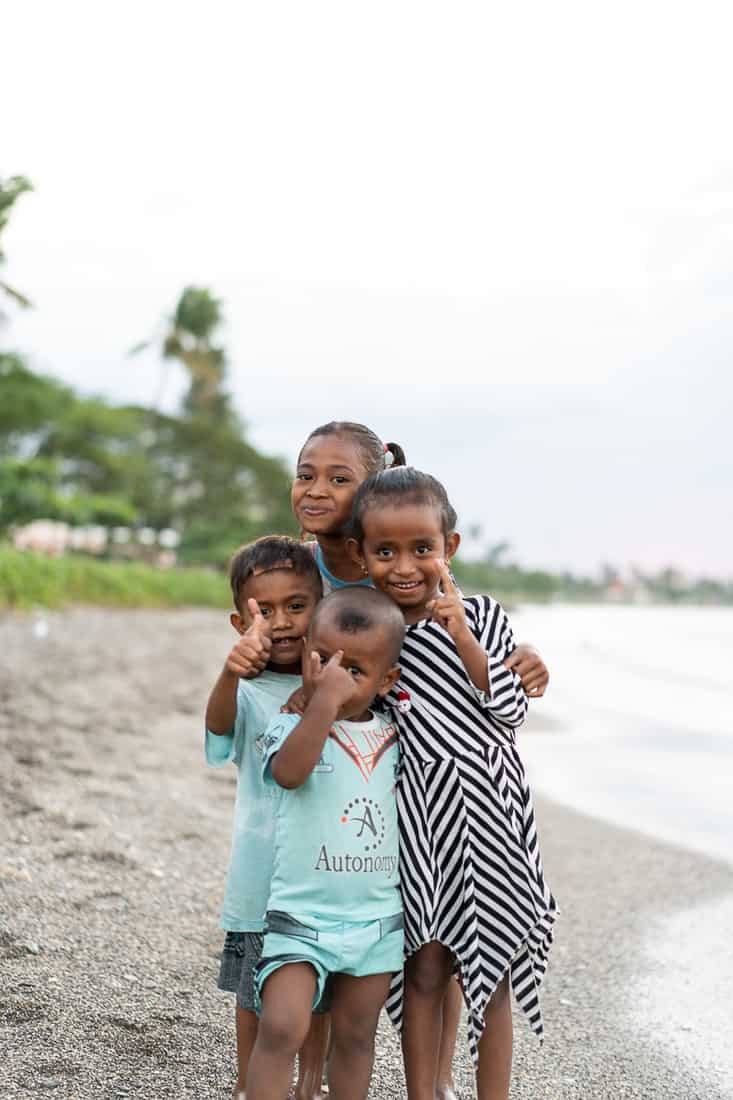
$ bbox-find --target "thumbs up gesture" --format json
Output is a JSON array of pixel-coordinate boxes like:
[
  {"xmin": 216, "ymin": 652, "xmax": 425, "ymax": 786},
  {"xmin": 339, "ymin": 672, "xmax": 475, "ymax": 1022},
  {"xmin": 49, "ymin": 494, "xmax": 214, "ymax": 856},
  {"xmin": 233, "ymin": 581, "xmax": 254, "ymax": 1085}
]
[{"xmin": 226, "ymin": 598, "xmax": 273, "ymax": 679}]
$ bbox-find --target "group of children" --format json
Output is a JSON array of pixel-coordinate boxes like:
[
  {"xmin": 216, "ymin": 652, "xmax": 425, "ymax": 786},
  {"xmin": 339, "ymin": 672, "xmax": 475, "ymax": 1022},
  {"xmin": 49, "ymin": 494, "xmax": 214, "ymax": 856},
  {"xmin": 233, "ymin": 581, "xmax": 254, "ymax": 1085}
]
[{"xmin": 205, "ymin": 422, "xmax": 557, "ymax": 1100}]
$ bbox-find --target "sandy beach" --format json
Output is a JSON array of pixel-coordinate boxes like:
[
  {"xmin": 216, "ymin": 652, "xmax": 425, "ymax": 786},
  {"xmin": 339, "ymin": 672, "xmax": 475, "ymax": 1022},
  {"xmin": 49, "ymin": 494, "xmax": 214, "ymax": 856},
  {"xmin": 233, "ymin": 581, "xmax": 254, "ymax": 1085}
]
[{"xmin": 2, "ymin": 607, "xmax": 732, "ymax": 1099}]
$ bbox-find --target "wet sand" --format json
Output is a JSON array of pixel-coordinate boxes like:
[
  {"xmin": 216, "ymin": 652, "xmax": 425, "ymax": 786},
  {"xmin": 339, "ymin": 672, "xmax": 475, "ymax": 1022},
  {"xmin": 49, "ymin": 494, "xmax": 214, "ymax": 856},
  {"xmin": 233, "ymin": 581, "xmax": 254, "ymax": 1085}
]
[{"xmin": 2, "ymin": 608, "xmax": 731, "ymax": 1099}]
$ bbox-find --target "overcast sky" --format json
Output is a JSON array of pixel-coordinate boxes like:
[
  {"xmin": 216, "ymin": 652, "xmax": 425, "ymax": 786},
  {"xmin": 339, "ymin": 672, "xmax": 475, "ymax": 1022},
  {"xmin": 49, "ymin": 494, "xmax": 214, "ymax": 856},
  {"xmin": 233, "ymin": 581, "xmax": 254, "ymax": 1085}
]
[{"xmin": 3, "ymin": 0, "xmax": 732, "ymax": 575}]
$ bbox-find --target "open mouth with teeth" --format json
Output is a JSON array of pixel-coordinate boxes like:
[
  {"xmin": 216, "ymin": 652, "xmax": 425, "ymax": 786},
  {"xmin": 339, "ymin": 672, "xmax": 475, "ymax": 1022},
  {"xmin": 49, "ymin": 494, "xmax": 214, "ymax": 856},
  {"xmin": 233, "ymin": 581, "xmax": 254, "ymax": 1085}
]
[
  {"xmin": 389, "ymin": 580, "xmax": 423, "ymax": 592},
  {"xmin": 272, "ymin": 636, "xmax": 300, "ymax": 647}
]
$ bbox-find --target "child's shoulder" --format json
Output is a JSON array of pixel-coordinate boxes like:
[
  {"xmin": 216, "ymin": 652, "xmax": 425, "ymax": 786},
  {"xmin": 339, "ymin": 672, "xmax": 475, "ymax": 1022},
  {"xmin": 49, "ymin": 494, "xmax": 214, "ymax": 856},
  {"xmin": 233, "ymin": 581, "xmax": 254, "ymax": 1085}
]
[
  {"xmin": 461, "ymin": 592, "xmax": 502, "ymax": 618},
  {"xmin": 459, "ymin": 593, "xmax": 512, "ymax": 639},
  {"xmin": 236, "ymin": 670, "xmax": 301, "ymax": 704}
]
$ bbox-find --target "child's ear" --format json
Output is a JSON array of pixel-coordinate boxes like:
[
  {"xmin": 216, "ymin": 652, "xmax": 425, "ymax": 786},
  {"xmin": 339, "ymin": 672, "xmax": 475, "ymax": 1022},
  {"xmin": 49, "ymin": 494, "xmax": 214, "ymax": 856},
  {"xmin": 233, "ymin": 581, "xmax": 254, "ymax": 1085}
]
[
  {"xmin": 377, "ymin": 665, "xmax": 401, "ymax": 697},
  {"xmin": 444, "ymin": 532, "xmax": 461, "ymax": 562},
  {"xmin": 346, "ymin": 537, "xmax": 364, "ymax": 569},
  {"xmin": 230, "ymin": 611, "xmax": 246, "ymax": 635}
]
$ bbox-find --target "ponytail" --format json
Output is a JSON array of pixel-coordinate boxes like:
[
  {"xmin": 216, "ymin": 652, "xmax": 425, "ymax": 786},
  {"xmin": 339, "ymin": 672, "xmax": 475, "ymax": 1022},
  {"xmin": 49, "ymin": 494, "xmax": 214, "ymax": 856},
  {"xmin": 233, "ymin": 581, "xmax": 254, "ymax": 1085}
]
[{"xmin": 384, "ymin": 442, "xmax": 406, "ymax": 468}]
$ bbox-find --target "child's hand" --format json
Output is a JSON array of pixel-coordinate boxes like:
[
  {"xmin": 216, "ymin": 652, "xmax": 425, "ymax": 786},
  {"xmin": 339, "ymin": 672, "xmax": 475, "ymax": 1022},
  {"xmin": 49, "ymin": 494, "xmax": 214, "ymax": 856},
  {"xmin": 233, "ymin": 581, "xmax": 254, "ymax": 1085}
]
[
  {"xmin": 504, "ymin": 645, "xmax": 549, "ymax": 697},
  {"xmin": 281, "ymin": 686, "xmax": 307, "ymax": 716},
  {"xmin": 225, "ymin": 599, "xmax": 272, "ymax": 679},
  {"xmin": 427, "ymin": 562, "xmax": 470, "ymax": 641},
  {"xmin": 307, "ymin": 649, "xmax": 355, "ymax": 711}
]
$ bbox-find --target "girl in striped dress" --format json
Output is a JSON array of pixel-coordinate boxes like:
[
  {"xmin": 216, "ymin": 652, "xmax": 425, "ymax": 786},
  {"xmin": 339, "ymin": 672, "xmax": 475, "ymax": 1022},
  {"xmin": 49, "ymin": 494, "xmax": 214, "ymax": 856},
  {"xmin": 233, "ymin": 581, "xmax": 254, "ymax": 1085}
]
[{"xmin": 349, "ymin": 466, "xmax": 558, "ymax": 1100}]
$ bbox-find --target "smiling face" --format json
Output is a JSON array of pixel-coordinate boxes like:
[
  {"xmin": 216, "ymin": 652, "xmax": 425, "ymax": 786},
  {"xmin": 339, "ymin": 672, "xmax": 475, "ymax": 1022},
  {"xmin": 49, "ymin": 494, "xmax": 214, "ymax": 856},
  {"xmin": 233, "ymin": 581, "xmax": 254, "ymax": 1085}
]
[
  {"xmin": 292, "ymin": 434, "xmax": 370, "ymax": 538},
  {"xmin": 354, "ymin": 503, "xmax": 460, "ymax": 623},
  {"xmin": 309, "ymin": 613, "xmax": 400, "ymax": 721},
  {"xmin": 233, "ymin": 567, "xmax": 321, "ymax": 673}
]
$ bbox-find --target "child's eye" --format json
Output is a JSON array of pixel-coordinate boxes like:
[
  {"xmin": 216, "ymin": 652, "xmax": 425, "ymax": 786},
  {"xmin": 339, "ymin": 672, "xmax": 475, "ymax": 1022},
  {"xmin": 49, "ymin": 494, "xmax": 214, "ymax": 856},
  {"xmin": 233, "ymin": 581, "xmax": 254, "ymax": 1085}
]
[
  {"xmin": 415, "ymin": 545, "xmax": 433, "ymax": 556},
  {"xmin": 289, "ymin": 602, "xmax": 305, "ymax": 612},
  {"xmin": 296, "ymin": 472, "xmax": 313, "ymax": 482},
  {"xmin": 259, "ymin": 607, "xmax": 272, "ymax": 617},
  {"xmin": 347, "ymin": 666, "xmax": 362, "ymax": 677},
  {"xmin": 331, "ymin": 476, "xmax": 350, "ymax": 485},
  {"xmin": 376, "ymin": 548, "xmax": 393, "ymax": 559}
]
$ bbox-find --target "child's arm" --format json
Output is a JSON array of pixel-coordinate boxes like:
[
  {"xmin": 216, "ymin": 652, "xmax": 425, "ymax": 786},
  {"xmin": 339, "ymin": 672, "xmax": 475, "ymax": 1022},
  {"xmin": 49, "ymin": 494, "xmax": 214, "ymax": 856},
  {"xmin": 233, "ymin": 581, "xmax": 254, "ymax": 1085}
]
[
  {"xmin": 270, "ymin": 651, "xmax": 354, "ymax": 788},
  {"xmin": 428, "ymin": 562, "xmax": 527, "ymax": 728},
  {"xmin": 205, "ymin": 605, "xmax": 271, "ymax": 735}
]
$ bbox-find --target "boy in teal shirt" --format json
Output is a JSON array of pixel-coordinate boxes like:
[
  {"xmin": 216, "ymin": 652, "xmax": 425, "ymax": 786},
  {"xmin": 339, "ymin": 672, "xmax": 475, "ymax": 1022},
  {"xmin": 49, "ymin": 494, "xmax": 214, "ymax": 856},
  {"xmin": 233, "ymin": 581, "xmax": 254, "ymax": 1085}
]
[
  {"xmin": 204, "ymin": 536, "xmax": 325, "ymax": 1100},
  {"xmin": 247, "ymin": 586, "xmax": 406, "ymax": 1100}
]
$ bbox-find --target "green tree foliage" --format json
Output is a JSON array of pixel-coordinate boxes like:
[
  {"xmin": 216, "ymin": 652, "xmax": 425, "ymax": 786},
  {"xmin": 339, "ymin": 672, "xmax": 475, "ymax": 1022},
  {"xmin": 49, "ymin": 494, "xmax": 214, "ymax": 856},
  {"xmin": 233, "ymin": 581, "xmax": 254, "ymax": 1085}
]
[
  {"xmin": 0, "ymin": 176, "xmax": 33, "ymax": 318},
  {"xmin": 0, "ymin": 355, "xmax": 143, "ymax": 531}
]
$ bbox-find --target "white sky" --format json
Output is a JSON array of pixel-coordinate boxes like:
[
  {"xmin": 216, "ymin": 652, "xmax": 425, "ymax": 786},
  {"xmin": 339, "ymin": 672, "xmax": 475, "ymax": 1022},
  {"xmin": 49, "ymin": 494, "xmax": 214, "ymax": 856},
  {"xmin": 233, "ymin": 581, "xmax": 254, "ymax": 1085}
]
[{"xmin": 3, "ymin": 0, "xmax": 733, "ymax": 576}]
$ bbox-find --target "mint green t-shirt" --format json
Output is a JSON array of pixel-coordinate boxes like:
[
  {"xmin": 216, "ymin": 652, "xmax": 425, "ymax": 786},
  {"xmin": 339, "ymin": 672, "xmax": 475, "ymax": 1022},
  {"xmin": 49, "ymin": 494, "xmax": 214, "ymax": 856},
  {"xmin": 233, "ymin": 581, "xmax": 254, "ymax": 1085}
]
[
  {"xmin": 262, "ymin": 710, "xmax": 402, "ymax": 922},
  {"xmin": 205, "ymin": 671, "xmax": 300, "ymax": 931}
]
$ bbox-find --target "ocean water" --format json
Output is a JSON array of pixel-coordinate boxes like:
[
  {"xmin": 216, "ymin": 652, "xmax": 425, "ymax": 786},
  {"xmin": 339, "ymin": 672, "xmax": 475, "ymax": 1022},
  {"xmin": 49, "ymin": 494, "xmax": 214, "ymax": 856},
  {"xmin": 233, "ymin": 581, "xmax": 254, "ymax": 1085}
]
[
  {"xmin": 512, "ymin": 603, "xmax": 733, "ymax": 1094},
  {"xmin": 512, "ymin": 603, "xmax": 733, "ymax": 865}
]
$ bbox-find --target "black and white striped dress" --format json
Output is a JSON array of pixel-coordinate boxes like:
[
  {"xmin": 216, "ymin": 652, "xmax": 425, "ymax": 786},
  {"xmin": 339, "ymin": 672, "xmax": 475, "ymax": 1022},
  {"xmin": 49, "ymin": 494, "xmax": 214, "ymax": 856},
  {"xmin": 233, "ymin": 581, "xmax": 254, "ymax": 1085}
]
[{"xmin": 385, "ymin": 595, "xmax": 557, "ymax": 1064}]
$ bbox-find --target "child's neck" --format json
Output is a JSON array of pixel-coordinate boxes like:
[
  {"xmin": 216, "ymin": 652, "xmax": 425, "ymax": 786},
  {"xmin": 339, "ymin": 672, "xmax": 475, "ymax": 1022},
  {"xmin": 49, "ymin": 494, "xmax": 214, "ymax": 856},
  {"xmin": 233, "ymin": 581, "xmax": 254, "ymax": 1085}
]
[
  {"xmin": 315, "ymin": 533, "xmax": 365, "ymax": 583},
  {"xmin": 335, "ymin": 707, "xmax": 373, "ymax": 724},
  {"xmin": 402, "ymin": 586, "xmax": 440, "ymax": 626},
  {"xmin": 266, "ymin": 660, "xmax": 300, "ymax": 676}
]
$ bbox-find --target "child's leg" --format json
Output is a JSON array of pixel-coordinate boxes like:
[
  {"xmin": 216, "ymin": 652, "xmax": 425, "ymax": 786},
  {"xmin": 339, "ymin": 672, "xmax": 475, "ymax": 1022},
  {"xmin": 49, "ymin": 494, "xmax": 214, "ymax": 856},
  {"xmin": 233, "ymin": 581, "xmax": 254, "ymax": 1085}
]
[
  {"xmin": 475, "ymin": 974, "xmax": 512, "ymax": 1100},
  {"xmin": 402, "ymin": 941, "xmax": 455, "ymax": 1100},
  {"xmin": 294, "ymin": 1012, "xmax": 330, "ymax": 1100},
  {"xmin": 246, "ymin": 963, "xmax": 317, "ymax": 1100},
  {"xmin": 234, "ymin": 1004, "xmax": 259, "ymax": 1097},
  {"xmin": 436, "ymin": 978, "xmax": 462, "ymax": 1100},
  {"xmin": 327, "ymin": 972, "xmax": 391, "ymax": 1100}
]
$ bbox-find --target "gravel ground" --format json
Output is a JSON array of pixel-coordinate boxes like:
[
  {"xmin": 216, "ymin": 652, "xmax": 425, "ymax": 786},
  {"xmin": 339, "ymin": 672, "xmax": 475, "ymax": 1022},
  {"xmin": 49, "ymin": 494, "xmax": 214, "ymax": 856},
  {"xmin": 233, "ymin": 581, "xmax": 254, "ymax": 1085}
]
[{"xmin": 1, "ymin": 607, "xmax": 731, "ymax": 1099}]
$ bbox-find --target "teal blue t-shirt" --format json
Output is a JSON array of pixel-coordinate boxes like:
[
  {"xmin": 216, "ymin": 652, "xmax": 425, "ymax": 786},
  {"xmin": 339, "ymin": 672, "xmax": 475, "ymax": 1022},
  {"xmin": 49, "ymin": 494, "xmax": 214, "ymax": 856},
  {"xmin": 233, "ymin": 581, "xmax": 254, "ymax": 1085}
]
[
  {"xmin": 314, "ymin": 543, "xmax": 373, "ymax": 595},
  {"xmin": 205, "ymin": 671, "xmax": 300, "ymax": 931},
  {"xmin": 262, "ymin": 710, "xmax": 401, "ymax": 922}
]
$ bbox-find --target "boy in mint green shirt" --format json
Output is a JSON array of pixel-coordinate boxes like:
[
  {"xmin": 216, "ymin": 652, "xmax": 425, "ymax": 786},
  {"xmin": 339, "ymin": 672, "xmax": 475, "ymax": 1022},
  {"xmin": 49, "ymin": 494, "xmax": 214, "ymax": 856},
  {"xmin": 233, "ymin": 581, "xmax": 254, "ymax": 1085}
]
[
  {"xmin": 246, "ymin": 586, "xmax": 406, "ymax": 1100},
  {"xmin": 204, "ymin": 536, "xmax": 324, "ymax": 1100}
]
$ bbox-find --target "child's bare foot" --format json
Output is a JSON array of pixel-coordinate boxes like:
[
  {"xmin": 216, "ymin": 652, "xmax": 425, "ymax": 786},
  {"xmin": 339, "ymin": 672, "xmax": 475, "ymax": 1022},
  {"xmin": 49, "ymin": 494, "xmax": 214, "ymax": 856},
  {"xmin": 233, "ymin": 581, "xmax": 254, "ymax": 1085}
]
[{"xmin": 436, "ymin": 1085, "xmax": 458, "ymax": 1100}]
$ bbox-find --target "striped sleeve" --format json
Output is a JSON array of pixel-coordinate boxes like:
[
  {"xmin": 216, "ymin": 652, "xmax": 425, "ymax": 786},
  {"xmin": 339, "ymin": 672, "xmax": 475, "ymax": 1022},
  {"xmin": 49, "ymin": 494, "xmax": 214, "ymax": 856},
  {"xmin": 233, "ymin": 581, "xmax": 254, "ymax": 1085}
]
[{"xmin": 468, "ymin": 596, "xmax": 528, "ymax": 729}]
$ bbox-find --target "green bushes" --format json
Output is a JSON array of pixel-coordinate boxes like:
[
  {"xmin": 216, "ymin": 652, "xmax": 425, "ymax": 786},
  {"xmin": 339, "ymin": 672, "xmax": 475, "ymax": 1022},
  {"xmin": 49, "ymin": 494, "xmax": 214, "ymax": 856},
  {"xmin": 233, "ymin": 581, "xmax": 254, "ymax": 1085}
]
[{"xmin": 0, "ymin": 547, "xmax": 230, "ymax": 610}]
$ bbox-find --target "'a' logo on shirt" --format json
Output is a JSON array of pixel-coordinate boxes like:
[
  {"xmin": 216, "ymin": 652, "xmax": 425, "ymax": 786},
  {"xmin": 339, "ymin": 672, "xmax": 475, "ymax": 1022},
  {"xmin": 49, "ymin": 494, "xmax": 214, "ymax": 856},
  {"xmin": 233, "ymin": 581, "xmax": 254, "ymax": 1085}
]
[{"xmin": 328, "ymin": 722, "xmax": 398, "ymax": 782}]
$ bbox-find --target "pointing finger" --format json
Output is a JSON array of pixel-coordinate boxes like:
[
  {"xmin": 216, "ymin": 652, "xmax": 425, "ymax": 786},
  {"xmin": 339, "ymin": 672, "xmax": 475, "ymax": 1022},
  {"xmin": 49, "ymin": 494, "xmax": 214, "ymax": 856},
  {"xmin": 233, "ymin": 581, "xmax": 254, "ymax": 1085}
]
[
  {"xmin": 437, "ymin": 560, "xmax": 458, "ymax": 595},
  {"xmin": 325, "ymin": 649, "xmax": 344, "ymax": 670}
]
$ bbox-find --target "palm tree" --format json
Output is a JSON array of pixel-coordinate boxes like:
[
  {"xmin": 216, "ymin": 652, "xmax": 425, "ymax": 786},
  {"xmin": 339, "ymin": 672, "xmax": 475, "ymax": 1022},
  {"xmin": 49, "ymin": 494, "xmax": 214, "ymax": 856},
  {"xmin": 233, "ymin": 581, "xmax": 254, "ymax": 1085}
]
[
  {"xmin": 163, "ymin": 287, "xmax": 229, "ymax": 418},
  {"xmin": 0, "ymin": 175, "xmax": 33, "ymax": 320},
  {"xmin": 132, "ymin": 286, "xmax": 230, "ymax": 419}
]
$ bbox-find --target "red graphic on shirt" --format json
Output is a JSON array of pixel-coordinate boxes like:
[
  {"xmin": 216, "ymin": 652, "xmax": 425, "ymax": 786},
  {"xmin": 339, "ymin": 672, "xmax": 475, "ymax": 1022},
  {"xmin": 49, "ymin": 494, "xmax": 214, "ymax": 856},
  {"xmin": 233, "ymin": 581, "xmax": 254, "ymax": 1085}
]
[{"xmin": 328, "ymin": 721, "xmax": 398, "ymax": 783}]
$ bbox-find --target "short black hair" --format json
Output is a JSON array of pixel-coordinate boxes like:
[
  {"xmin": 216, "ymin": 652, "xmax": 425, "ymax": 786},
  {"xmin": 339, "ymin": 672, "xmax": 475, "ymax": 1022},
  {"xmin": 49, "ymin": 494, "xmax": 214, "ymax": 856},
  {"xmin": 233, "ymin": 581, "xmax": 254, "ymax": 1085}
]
[
  {"xmin": 299, "ymin": 421, "xmax": 406, "ymax": 476},
  {"xmin": 228, "ymin": 536, "xmax": 323, "ymax": 611},
  {"xmin": 310, "ymin": 586, "xmax": 405, "ymax": 666},
  {"xmin": 350, "ymin": 467, "xmax": 458, "ymax": 543}
]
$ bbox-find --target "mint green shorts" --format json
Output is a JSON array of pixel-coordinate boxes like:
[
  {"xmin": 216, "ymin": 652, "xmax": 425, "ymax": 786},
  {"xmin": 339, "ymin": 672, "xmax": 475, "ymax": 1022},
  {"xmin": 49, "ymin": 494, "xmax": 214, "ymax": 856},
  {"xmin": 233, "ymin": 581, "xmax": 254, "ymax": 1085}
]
[{"xmin": 255, "ymin": 909, "xmax": 404, "ymax": 1011}]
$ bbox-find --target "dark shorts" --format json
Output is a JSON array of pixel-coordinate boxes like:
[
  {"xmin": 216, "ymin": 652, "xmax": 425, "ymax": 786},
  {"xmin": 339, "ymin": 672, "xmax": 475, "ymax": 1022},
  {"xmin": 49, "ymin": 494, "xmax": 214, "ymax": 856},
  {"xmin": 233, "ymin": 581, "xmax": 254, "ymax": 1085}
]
[
  {"xmin": 217, "ymin": 931, "xmax": 264, "ymax": 1012},
  {"xmin": 218, "ymin": 930, "xmax": 333, "ymax": 1014}
]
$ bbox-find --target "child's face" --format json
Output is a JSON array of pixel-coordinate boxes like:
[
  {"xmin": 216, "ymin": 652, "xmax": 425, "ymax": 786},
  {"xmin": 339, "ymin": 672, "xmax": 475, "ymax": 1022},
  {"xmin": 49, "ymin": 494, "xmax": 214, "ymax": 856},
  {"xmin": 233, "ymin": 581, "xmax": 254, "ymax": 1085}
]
[
  {"xmin": 292, "ymin": 435, "xmax": 370, "ymax": 538},
  {"xmin": 234, "ymin": 567, "xmax": 320, "ymax": 673},
  {"xmin": 308, "ymin": 615, "xmax": 400, "ymax": 722},
  {"xmin": 352, "ymin": 503, "xmax": 460, "ymax": 623}
]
